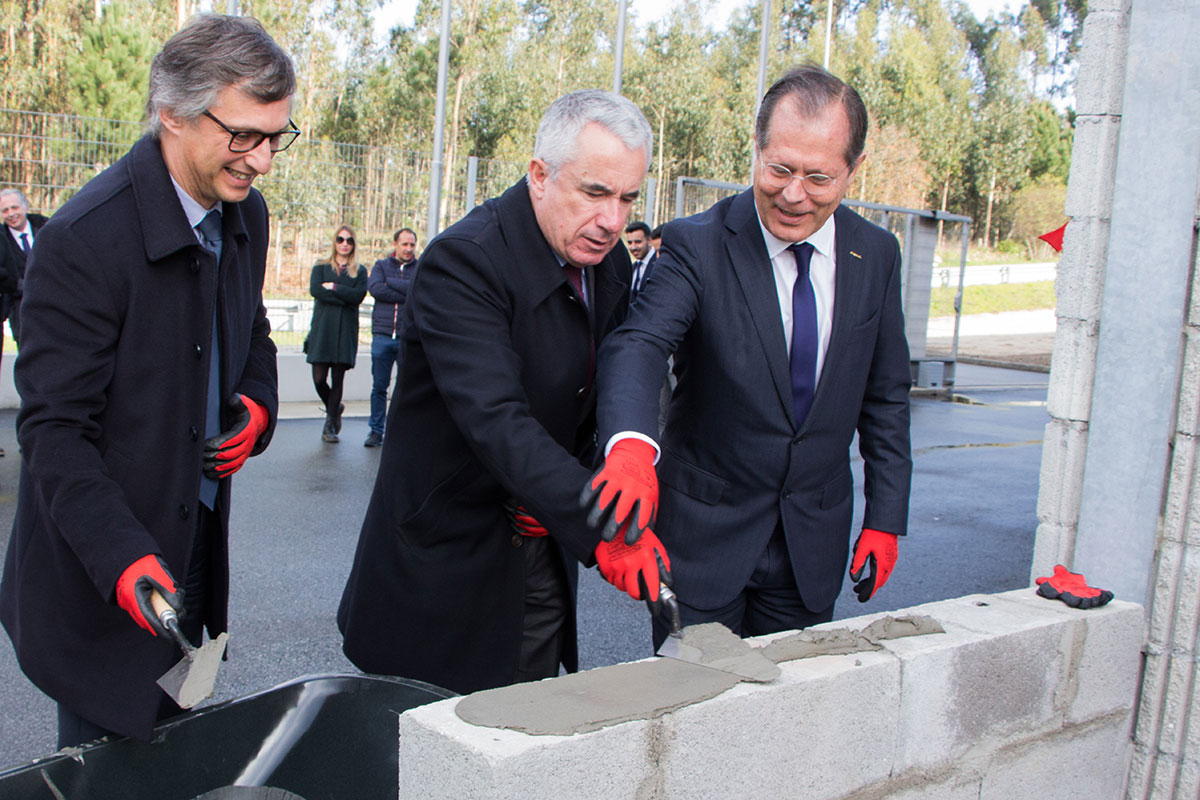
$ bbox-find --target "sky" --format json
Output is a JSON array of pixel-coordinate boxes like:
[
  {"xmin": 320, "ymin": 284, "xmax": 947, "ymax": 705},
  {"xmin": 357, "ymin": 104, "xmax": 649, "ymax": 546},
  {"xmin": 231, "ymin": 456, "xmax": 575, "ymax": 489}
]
[{"xmin": 372, "ymin": 0, "xmax": 1018, "ymax": 47}]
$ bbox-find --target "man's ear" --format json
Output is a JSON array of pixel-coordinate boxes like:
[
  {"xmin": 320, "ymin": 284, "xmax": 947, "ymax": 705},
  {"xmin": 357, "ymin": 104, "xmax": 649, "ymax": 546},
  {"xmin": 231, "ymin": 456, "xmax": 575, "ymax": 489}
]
[
  {"xmin": 847, "ymin": 152, "xmax": 867, "ymax": 181},
  {"xmin": 159, "ymin": 109, "xmax": 185, "ymax": 137},
  {"xmin": 527, "ymin": 157, "xmax": 549, "ymax": 200}
]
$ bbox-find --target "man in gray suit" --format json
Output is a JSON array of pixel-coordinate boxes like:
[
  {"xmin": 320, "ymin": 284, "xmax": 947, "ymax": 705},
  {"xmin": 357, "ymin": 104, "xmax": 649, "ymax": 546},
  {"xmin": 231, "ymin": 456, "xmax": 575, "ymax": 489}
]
[{"xmin": 585, "ymin": 65, "xmax": 912, "ymax": 643}]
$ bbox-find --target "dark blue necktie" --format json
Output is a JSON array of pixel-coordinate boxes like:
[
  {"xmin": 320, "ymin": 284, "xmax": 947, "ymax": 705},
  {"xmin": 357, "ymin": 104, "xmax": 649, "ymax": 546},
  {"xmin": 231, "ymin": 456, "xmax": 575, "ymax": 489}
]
[
  {"xmin": 19, "ymin": 233, "xmax": 30, "ymax": 255},
  {"xmin": 195, "ymin": 210, "xmax": 222, "ymax": 509},
  {"xmin": 788, "ymin": 242, "xmax": 817, "ymax": 427}
]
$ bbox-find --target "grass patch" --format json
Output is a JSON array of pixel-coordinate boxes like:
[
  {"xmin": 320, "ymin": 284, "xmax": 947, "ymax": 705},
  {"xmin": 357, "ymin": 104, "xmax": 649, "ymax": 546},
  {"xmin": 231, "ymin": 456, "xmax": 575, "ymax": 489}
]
[{"xmin": 930, "ymin": 280, "xmax": 1056, "ymax": 317}]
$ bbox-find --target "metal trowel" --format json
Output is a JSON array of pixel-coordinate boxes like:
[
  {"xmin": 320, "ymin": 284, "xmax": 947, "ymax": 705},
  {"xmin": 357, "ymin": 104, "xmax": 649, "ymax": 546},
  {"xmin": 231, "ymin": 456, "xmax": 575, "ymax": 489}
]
[
  {"xmin": 651, "ymin": 586, "xmax": 781, "ymax": 683},
  {"xmin": 151, "ymin": 591, "xmax": 228, "ymax": 709}
]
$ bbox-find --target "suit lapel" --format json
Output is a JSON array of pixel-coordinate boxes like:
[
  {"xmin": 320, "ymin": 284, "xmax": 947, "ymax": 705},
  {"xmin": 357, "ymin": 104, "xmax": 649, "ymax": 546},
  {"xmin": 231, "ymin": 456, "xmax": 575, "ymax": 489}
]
[
  {"xmin": 724, "ymin": 191, "xmax": 794, "ymax": 422},
  {"xmin": 813, "ymin": 206, "xmax": 867, "ymax": 410}
]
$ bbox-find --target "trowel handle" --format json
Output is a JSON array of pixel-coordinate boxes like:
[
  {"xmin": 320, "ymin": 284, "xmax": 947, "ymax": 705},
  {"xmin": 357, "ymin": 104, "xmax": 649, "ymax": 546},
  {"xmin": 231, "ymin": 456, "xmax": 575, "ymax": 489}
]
[
  {"xmin": 657, "ymin": 585, "xmax": 682, "ymax": 637},
  {"xmin": 150, "ymin": 590, "xmax": 192, "ymax": 653}
]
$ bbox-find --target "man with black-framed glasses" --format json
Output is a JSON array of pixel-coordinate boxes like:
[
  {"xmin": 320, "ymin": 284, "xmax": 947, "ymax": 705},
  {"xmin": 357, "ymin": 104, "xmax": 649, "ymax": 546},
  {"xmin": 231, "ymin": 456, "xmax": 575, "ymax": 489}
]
[
  {"xmin": 587, "ymin": 64, "xmax": 913, "ymax": 646},
  {"xmin": 1, "ymin": 13, "xmax": 294, "ymax": 747}
]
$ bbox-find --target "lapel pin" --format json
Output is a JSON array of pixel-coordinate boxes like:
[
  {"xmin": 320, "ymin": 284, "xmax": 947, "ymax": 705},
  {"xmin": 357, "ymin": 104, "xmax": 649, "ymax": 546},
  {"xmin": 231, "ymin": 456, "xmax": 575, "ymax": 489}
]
[{"xmin": 849, "ymin": 250, "xmax": 863, "ymax": 259}]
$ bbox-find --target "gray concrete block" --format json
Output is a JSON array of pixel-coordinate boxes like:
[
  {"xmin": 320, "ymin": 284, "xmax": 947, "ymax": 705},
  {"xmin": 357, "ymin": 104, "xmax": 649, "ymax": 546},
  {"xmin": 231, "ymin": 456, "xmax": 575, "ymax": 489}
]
[
  {"xmin": 1046, "ymin": 316, "xmax": 1099, "ymax": 422},
  {"xmin": 1064, "ymin": 116, "xmax": 1121, "ymax": 220},
  {"xmin": 1125, "ymin": 744, "xmax": 1155, "ymax": 800},
  {"xmin": 1036, "ymin": 418, "xmax": 1088, "ymax": 528},
  {"xmin": 398, "ymin": 695, "xmax": 655, "ymax": 799},
  {"xmin": 979, "ymin": 717, "xmax": 1132, "ymax": 799},
  {"xmin": 997, "ymin": 591, "xmax": 1145, "ymax": 723},
  {"xmin": 876, "ymin": 595, "xmax": 1072, "ymax": 771},
  {"xmin": 1174, "ymin": 329, "xmax": 1200, "ymax": 437},
  {"xmin": 1160, "ymin": 434, "xmax": 1198, "ymax": 545},
  {"xmin": 1030, "ymin": 522, "xmax": 1077, "ymax": 584},
  {"xmin": 1054, "ymin": 216, "xmax": 1109, "ymax": 322},
  {"xmin": 873, "ymin": 774, "xmax": 984, "ymax": 800},
  {"xmin": 1073, "ymin": 9, "xmax": 1130, "ymax": 117},
  {"xmin": 1146, "ymin": 539, "xmax": 1183, "ymax": 647},
  {"xmin": 660, "ymin": 652, "xmax": 899, "ymax": 799}
]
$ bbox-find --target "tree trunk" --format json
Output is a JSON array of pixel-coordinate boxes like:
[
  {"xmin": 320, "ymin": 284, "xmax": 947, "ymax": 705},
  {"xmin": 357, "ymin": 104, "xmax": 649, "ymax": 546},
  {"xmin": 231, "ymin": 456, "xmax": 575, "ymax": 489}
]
[{"xmin": 983, "ymin": 166, "xmax": 996, "ymax": 248}]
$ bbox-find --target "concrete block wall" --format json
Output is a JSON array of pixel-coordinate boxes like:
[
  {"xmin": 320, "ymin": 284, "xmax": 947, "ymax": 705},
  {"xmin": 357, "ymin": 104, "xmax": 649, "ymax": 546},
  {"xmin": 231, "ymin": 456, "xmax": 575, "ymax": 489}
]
[
  {"xmin": 397, "ymin": 591, "xmax": 1143, "ymax": 800},
  {"xmin": 1031, "ymin": 0, "xmax": 1131, "ymax": 578}
]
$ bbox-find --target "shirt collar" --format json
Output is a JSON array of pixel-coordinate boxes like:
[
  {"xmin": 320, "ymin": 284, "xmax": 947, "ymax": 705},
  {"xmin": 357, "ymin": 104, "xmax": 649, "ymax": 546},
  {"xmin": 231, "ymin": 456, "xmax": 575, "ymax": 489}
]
[
  {"xmin": 169, "ymin": 176, "xmax": 222, "ymax": 228},
  {"xmin": 756, "ymin": 209, "xmax": 837, "ymax": 262}
]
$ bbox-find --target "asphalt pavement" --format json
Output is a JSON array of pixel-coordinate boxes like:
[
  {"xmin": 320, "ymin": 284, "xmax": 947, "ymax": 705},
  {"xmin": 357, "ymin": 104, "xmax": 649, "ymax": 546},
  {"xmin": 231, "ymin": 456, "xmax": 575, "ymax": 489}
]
[{"xmin": 0, "ymin": 362, "xmax": 1049, "ymax": 770}]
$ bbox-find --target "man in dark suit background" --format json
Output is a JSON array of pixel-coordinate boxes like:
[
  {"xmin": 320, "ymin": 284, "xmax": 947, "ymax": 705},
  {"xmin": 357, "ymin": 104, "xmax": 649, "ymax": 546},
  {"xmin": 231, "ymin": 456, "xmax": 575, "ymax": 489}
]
[
  {"xmin": 0, "ymin": 14, "xmax": 292, "ymax": 746},
  {"xmin": 586, "ymin": 65, "xmax": 912, "ymax": 643},
  {"xmin": 338, "ymin": 90, "xmax": 670, "ymax": 695},
  {"xmin": 0, "ymin": 187, "xmax": 49, "ymax": 344},
  {"xmin": 624, "ymin": 220, "xmax": 657, "ymax": 307}
]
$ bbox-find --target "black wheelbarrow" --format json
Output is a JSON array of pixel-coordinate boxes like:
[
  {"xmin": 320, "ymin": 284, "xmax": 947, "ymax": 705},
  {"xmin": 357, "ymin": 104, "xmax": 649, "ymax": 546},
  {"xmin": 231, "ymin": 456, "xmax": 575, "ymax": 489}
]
[{"xmin": 0, "ymin": 673, "xmax": 455, "ymax": 800}]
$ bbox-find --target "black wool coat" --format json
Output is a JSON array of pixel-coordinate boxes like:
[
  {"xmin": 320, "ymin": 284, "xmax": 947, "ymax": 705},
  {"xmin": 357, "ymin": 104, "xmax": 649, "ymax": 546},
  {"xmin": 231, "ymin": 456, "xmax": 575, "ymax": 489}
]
[
  {"xmin": 305, "ymin": 261, "xmax": 367, "ymax": 366},
  {"xmin": 0, "ymin": 136, "xmax": 279, "ymax": 741},
  {"xmin": 338, "ymin": 178, "xmax": 631, "ymax": 694}
]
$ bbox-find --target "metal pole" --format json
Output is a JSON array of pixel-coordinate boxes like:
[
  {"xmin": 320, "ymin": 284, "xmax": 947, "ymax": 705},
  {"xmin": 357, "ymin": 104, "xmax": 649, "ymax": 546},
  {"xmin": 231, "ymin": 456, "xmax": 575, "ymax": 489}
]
[
  {"xmin": 644, "ymin": 177, "xmax": 657, "ymax": 228},
  {"xmin": 823, "ymin": 0, "xmax": 833, "ymax": 69},
  {"xmin": 465, "ymin": 156, "xmax": 479, "ymax": 211},
  {"xmin": 427, "ymin": 0, "xmax": 452, "ymax": 240},
  {"xmin": 613, "ymin": 0, "xmax": 628, "ymax": 95},
  {"xmin": 754, "ymin": 0, "xmax": 770, "ymax": 120}
]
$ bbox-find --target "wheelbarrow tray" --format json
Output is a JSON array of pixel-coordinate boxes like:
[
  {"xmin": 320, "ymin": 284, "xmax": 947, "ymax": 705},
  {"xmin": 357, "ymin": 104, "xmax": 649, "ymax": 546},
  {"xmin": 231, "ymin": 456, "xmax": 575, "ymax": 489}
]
[{"xmin": 0, "ymin": 673, "xmax": 455, "ymax": 800}]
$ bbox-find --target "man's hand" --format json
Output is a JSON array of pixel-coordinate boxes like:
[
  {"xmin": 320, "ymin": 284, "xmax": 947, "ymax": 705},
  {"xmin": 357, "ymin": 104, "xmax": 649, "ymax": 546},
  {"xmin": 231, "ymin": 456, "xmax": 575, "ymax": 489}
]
[
  {"xmin": 1035, "ymin": 565, "xmax": 1114, "ymax": 609},
  {"xmin": 504, "ymin": 501, "xmax": 547, "ymax": 537},
  {"xmin": 203, "ymin": 394, "xmax": 269, "ymax": 479},
  {"xmin": 580, "ymin": 438, "xmax": 657, "ymax": 544},
  {"xmin": 595, "ymin": 526, "xmax": 671, "ymax": 602},
  {"xmin": 115, "ymin": 554, "xmax": 183, "ymax": 637},
  {"xmin": 849, "ymin": 528, "xmax": 899, "ymax": 602}
]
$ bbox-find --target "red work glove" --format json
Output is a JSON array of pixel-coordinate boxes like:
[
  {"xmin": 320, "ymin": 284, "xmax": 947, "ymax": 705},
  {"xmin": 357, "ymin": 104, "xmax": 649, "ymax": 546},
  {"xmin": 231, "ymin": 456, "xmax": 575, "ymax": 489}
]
[
  {"xmin": 580, "ymin": 438, "xmax": 658, "ymax": 544},
  {"xmin": 504, "ymin": 501, "xmax": 548, "ymax": 537},
  {"xmin": 203, "ymin": 394, "xmax": 269, "ymax": 479},
  {"xmin": 595, "ymin": 526, "xmax": 671, "ymax": 602},
  {"xmin": 115, "ymin": 554, "xmax": 183, "ymax": 637},
  {"xmin": 849, "ymin": 528, "xmax": 899, "ymax": 602},
  {"xmin": 1035, "ymin": 564, "xmax": 1114, "ymax": 609}
]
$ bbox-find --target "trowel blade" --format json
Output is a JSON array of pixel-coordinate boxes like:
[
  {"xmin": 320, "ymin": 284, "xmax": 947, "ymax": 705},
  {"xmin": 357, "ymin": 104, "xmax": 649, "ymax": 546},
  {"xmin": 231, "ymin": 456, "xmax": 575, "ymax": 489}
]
[
  {"xmin": 656, "ymin": 622, "xmax": 780, "ymax": 683},
  {"xmin": 156, "ymin": 632, "xmax": 229, "ymax": 709}
]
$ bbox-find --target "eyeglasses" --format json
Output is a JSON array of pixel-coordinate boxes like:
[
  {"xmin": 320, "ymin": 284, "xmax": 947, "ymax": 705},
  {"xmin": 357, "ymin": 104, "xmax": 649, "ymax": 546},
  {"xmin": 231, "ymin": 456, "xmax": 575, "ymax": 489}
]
[
  {"xmin": 336, "ymin": 235, "xmax": 355, "ymax": 245},
  {"xmin": 757, "ymin": 161, "xmax": 845, "ymax": 196},
  {"xmin": 202, "ymin": 110, "xmax": 301, "ymax": 153}
]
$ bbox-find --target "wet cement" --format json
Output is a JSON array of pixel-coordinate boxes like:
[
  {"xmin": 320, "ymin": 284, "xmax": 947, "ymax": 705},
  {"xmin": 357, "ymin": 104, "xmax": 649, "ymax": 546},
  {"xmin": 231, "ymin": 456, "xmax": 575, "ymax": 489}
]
[
  {"xmin": 455, "ymin": 616, "xmax": 944, "ymax": 736},
  {"xmin": 659, "ymin": 622, "xmax": 781, "ymax": 682}
]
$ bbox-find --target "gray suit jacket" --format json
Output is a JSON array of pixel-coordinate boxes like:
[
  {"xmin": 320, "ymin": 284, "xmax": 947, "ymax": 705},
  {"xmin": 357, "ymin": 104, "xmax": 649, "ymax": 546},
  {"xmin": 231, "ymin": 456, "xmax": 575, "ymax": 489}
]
[{"xmin": 597, "ymin": 190, "xmax": 912, "ymax": 613}]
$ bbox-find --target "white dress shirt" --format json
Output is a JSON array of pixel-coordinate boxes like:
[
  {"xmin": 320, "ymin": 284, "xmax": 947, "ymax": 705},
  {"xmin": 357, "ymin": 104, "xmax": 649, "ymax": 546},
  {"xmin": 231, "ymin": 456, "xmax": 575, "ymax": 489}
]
[{"xmin": 757, "ymin": 211, "xmax": 838, "ymax": 385}]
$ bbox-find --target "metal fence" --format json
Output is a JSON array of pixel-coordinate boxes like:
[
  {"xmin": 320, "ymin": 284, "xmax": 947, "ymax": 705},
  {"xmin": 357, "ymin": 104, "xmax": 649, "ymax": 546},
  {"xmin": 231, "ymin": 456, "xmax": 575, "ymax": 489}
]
[{"xmin": 0, "ymin": 108, "xmax": 532, "ymax": 294}]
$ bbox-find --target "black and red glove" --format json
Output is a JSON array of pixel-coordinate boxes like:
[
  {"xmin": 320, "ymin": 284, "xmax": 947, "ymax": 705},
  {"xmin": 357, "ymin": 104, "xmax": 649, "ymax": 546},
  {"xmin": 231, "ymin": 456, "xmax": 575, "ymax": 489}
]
[
  {"xmin": 115, "ymin": 554, "xmax": 183, "ymax": 637},
  {"xmin": 504, "ymin": 501, "xmax": 548, "ymax": 537},
  {"xmin": 1035, "ymin": 564, "xmax": 1114, "ymax": 609},
  {"xmin": 203, "ymin": 394, "xmax": 269, "ymax": 479},
  {"xmin": 595, "ymin": 525, "xmax": 671, "ymax": 602},
  {"xmin": 580, "ymin": 438, "xmax": 658, "ymax": 544},
  {"xmin": 849, "ymin": 528, "xmax": 899, "ymax": 602}
]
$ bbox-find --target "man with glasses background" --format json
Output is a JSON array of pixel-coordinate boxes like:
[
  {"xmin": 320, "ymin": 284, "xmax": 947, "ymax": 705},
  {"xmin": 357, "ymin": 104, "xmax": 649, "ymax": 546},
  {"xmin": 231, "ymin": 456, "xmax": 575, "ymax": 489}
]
[
  {"xmin": 0, "ymin": 13, "xmax": 296, "ymax": 746},
  {"xmin": 584, "ymin": 64, "xmax": 912, "ymax": 644}
]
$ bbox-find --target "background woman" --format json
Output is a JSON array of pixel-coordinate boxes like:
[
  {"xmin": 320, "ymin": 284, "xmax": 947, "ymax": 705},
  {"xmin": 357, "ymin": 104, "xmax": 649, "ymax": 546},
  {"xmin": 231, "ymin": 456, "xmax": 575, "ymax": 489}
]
[{"xmin": 306, "ymin": 225, "xmax": 367, "ymax": 442}]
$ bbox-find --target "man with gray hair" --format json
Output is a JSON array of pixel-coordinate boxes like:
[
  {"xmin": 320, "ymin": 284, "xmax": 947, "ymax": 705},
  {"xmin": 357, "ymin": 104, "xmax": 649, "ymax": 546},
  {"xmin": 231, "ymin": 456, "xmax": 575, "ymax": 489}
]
[
  {"xmin": 0, "ymin": 14, "xmax": 295, "ymax": 745},
  {"xmin": 339, "ymin": 89, "xmax": 668, "ymax": 694}
]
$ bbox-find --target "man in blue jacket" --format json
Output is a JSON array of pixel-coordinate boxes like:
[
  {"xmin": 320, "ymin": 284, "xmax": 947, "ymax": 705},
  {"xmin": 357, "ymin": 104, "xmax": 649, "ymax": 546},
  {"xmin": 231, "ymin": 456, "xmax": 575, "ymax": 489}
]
[
  {"xmin": 0, "ymin": 14, "xmax": 293, "ymax": 746},
  {"xmin": 364, "ymin": 227, "xmax": 417, "ymax": 447}
]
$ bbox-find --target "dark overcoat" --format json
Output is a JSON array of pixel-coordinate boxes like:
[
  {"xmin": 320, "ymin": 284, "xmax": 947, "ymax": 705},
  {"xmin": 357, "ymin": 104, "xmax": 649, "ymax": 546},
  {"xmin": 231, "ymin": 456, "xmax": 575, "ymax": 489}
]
[
  {"xmin": 305, "ymin": 261, "xmax": 367, "ymax": 366},
  {"xmin": 598, "ymin": 193, "xmax": 913, "ymax": 615},
  {"xmin": 338, "ymin": 178, "xmax": 631, "ymax": 694},
  {"xmin": 0, "ymin": 135, "xmax": 279, "ymax": 741}
]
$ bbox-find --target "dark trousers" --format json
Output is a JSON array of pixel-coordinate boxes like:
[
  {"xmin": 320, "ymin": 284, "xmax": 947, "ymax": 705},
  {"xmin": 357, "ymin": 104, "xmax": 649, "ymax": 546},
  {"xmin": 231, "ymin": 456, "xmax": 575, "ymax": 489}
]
[
  {"xmin": 369, "ymin": 335, "xmax": 402, "ymax": 435},
  {"xmin": 651, "ymin": 524, "xmax": 835, "ymax": 649},
  {"xmin": 514, "ymin": 535, "xmax": 570, "ymax": 683},
  {"xmin": 57, "ymin": 503, "xmax": 218, "ymax": 748}
]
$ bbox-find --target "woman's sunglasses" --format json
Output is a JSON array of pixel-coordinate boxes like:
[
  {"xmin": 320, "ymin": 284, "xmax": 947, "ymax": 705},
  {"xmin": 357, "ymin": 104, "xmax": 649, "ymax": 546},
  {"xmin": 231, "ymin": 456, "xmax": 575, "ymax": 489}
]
[{"xmin": 336, "ymin": 235, "xmax": 355, "ymax": 245}]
